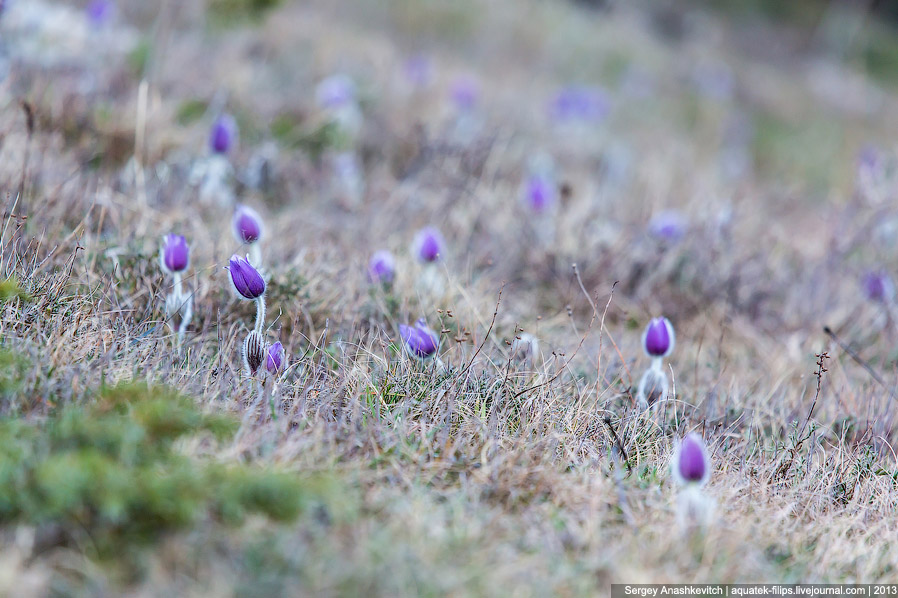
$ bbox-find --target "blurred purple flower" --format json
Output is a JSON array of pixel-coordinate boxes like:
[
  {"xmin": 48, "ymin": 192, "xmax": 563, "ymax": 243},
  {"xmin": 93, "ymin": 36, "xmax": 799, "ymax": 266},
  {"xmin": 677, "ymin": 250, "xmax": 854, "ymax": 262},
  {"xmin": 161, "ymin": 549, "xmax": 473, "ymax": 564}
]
[
  {"xmin": 862, "ymin": 270, "xmax": 894, "ymax": 303},
  {"xmin": 228, "ymin": 255, "xmax": 266, "ymax": 299},
  {"xmin": 368, "ymin": 250, "xmax": 396, "ymax": 285},
  {"xmin": 450, "ymin": 76, "xmax": 479, "ymax": 112},
  {"xmin": 266, "ymin": 341, "xmax": 284, "ymax": 374},
  {"xmin": 523, "ymin": 173, "xmax": 557, "ymax": 214},
  {"xmin": 549, "ymin": 86, "xmax": 609, "ymax": 123},
  {"xmin": 232, "ymin": 205, "xmax": 263, "ymax": 245},
  {"xmin": 86, "ymin": 0, "xmax": 115, "ymax": 27},
  {"xmin": 642, "ymin": 316, "xmax": 675, "ymax": 358},
  {"xmin": 403, "ymin": 55, "xmax": 432, "ymax": 88},
  {"xmin": 209, "ymin": 113, "xmax": 237, "ymax": 155},
  {"xmin": 857, "ymin": 144, "xmax": 880, "ymax": 178},
  {"xmin": 316, "ymin": 74, "xmax": 356, "ymax": 110},
  {"xmin": 160, "ymin": 234, "xmax": 189, "ymax": 274},
  {"xmin": 673, "ymin": 433, "xmax": 710, "ymax": 486},
  {"xmin": 648, "ymin": 210, "xmax": 687, "ymax": 243},
  {"xmin": 400, "ymin": 318, "xmax": 439, "ymax": 359},
  {"xmin": 413, "ymin": 227, "xmax": 445, "ymax": 263}
]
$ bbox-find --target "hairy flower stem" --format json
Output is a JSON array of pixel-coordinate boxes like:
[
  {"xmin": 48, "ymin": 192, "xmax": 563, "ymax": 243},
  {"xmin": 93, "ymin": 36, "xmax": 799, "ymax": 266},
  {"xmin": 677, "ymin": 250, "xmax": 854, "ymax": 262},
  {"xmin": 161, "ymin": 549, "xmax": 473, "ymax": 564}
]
[
  {"xmin": 637, "ymin": 358, "xmax": 668, "ymax": 411},
  {"xmin": 677, "ymin": 485, "xmax": 714, "ymax": 531},
  {"xmin": 254, "ymin": 296, "xmax": 266, "ymax": 334},
  {"xmin": 173, "ymin": 272, "xmax": 183, "ymax": 300},
  {"xmin": 265, "ymin": 378, "xmax": 280, "ymax": 422},
  {"xmin": 259, "ymin": 378, "xmax": 272, "ymax": 423},
  {"xmin": 249, "ymin": 244, "xmax": 262, "ymax": 268},
  {"xmin": 172, "ymin": 273, "xmax": 195, "ymax": 350},
  {"xmin": 163, "ymin": 273, "xmax": 192, "ymax": 352}
]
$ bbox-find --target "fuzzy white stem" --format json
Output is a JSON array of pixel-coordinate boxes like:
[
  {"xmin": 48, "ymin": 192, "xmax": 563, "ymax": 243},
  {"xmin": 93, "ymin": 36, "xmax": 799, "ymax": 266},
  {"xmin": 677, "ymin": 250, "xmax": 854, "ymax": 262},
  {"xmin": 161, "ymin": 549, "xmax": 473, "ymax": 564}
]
[
  {"xmin": 636, "ymin": 366, "xmax": 668, "ymax": 411},
  {"xmin": 417, "ymin": 265, "xmax": 445, "ymax": 300},
  {"xmin": 266, "ymin": 378, "xmax": 282, "ymax": 422},
  {"xmin": 176, "ymin": 295, "xmax": 192, "ymax": 348},
  {"xmin": 676, "ymin": 485, "xmax": 715, "ymax": 531},
  {"xmin": 651, "ymin": 356, "xmax": 663, "ymax": 372},
  {"xmin": 254, "ymin": 296, "xmax": 266, "ymax": 334},
  {"xmin": 173, "ymin": 272, "xmax": 183, "ymax": 300},
  {"xmin": 249, "ymin": 244, "xmax": 262, "ymax": 268}
]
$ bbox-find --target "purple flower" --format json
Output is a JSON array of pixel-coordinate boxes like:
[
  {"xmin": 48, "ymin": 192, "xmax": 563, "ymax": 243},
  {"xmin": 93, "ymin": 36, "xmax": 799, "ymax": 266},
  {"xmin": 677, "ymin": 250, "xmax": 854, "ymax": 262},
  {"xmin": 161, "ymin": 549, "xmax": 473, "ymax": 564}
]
[
  {"xmin": 227, "ymin": 255, "xmax": 266, "ymax": 299},
  {"xmin": 210, "ymin": 114, "xmax": 237, "ymax": 155},
  {"xmin": 523, "ymin": 173, "xmax": 556, "ymax": 214},
  {"xmin": 450, "ymin": 76, "xmax": 479, "ymax": 112},
  {"xmin": 404, "ymin": 55, "xmax": 432, "ymax": 88},
  {"xmin": 642, "ymin": 316, "xmax": 675, "ymax": 358},
  {"xmin": 316, "ymin": 74, "xmax": 356, "ymax": 110},
  {"xmin": 368, "ymin": 250, "xmax": 396, "ymax": 285},
  {"xmin": 648, "ymin": 210, "xmax": 687, "ymax": 243},
  {"xmin": 400, "ymin": 318, "xmax": 440, "ymax": 359},
  {"xmin": 160, "ymin": 234, "xmax": 189, "ymax": 273},
  {"xmin": 549, "ymin": 86, "xmax": 609, "ymax": 123},
  {"xmin": 266, "ymin": 341, "xmax": 284, "ymax": 374},
  {"xmin": 413, "ymin": 227, "xmax": 445, "ymax": 264},
  {"xmin": 232, "ymin": 205, "xmax": 263, "ymax": 245},
  {"xmin": 862, "ymin": 270, "xmax": 894, "ymax": 303},
  {"xmin": 673, "ymin": 433, "xmax": 710, "ymax": 486},
  {"xmin": 86, "ymin": 0, "xmax": 115, "ymax": 27},
  {"xmin": 857, "ymin": 144, "xmax": 881, "ymax": 180}
]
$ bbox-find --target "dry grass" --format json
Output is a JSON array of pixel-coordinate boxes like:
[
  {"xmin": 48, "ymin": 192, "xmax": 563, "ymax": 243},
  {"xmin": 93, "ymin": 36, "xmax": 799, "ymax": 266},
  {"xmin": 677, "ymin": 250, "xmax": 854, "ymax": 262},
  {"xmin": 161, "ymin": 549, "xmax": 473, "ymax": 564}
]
[{"xmin": 2, "ymin": 0, "xmax": 898, "ymax": 594}]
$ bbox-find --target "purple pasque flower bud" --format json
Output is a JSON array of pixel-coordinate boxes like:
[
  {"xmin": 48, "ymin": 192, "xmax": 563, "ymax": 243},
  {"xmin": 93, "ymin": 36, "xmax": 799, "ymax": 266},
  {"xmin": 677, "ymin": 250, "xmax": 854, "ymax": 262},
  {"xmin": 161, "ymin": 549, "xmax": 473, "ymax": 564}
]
[
  {"xmin": 450, "ymin": 76, "xmax": 479, "ymax": 112},
  {"xmin": 266, "ymin": 341, "xmax": 284, "ymax": 375},
  {"xmin": 160, "ymin": 234, "xmax": 190, "ymax": 273},
  {"xmin": 413, "ymin": 227, "xmax": 445, "ymax": 264},
  {"xmin": 399, "ymin": 318, "xmax": 439, "ymax": 360},
  {"xmin": 857, "ymin": 144, "xmax": 880, "ymax": 177},
  {"xmin": 316, "ymin": 74, "xmax": 357, "ymax": 110},
  {"xmin": 861, "ymin": 270, "xmax": 895, "ymax": 303},
  {"xmin": 642, "ymin": 316, "xmax": 675, "ymax": 358},
  {"xmin": 232, "ymin": 205, "xmax": 264, "ymax": 245},
  {"xmin": 403, "ymin": 55, "xmax": 432, "ymax": 88},
  {"xmin": 368, "ymin": 250, "xmax": 396, "ymax": 285},
  {"xmin": 210, "ymin": 113, "xmax": 237, "ymax": 155},
  {"xmin": 648, "ymin": 210, "xmax": 687, "ymax": 243},
  {"xmin": 86, "ymin": 0, "xmax": 115, "ymax": 27},
  {"xmin": 523, "ymin": 173, "xmax": 557, "ymax": 214},
  {"xmin": 550, "ymin": 86, "xmax": 609, "ymax": 123},
  {"xmin": 673, "ymin": 433, "xmax": 710, "ymax": 486},
  {"xmin": 228, "ymin": 255, "xmax": 266, "ymax": 300}
]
